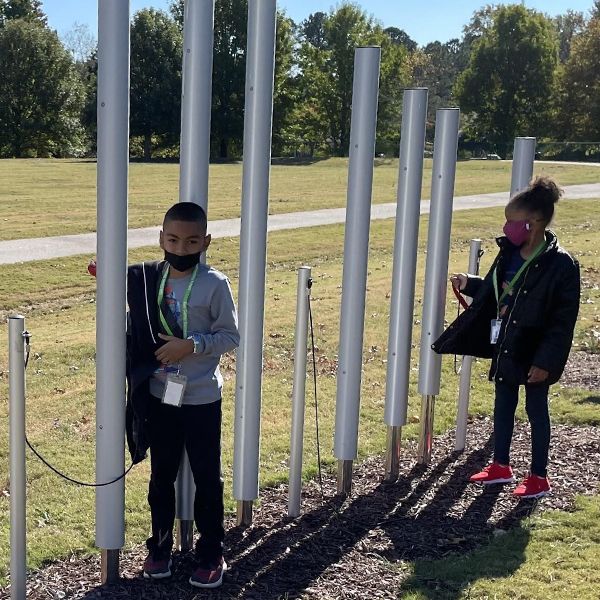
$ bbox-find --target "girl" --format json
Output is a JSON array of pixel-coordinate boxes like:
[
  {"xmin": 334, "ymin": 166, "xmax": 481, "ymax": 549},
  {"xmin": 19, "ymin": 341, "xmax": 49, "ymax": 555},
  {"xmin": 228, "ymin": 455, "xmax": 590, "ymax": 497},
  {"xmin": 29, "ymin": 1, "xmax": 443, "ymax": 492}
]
[{"xmin": 433, "ymin": 176, "xmax": 580, "ymax": 499}]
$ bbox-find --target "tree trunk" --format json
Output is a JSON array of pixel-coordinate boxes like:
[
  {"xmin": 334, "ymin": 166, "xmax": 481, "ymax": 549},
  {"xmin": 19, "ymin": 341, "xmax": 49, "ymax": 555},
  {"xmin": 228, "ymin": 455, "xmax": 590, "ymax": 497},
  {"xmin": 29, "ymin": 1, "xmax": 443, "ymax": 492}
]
[{"xmin": 143, "ymin": 133, "xmax": 152, "ymax": 161}]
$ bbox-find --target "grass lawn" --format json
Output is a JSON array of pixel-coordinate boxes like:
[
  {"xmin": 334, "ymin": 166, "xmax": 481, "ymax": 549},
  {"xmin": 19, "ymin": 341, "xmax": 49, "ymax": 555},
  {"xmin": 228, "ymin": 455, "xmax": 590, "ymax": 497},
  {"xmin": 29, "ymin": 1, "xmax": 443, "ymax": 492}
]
[
  {"xmin": 0, "ymin": 157, "xmax": 599, "ymax": 240},
  {"xmin": 0, "ymin": 189, "xmax": 599, "ymax": 594}
]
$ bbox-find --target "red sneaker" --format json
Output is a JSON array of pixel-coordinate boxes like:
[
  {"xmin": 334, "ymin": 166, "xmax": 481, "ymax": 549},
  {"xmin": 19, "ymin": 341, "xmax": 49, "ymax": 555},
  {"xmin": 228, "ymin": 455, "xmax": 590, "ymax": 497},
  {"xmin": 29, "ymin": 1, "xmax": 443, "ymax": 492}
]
[
  {"xmin": 513, "ymin": 474, "xmax": 551, "ymax": 498},
  {"xmin": 469, "ymin": 462, "xmax": 515, "ymax": 484},
  {"xmin": 189, "ymin": 556, "xmax": 227, "ymax": 589},
  {"xmin": 143, "ymin": 552, "xmax": 172, "ymax": 579}
]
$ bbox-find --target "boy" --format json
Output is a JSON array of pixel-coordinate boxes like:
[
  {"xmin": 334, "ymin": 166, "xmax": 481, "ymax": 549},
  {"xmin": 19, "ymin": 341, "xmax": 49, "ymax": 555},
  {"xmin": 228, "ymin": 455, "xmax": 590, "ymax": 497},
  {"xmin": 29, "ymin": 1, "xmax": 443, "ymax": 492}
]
[{"xmin": 125, "ymin": 201, "xmax": 239, "ymax": 588}]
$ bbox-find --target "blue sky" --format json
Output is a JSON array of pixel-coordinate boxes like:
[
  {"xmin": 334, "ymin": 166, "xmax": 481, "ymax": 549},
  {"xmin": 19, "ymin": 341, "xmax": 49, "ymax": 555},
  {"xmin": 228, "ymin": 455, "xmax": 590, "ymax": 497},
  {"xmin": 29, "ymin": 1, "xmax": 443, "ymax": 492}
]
[{"xmin": 43, "ymin": 1, "xmax": 596, "ymax": 46}]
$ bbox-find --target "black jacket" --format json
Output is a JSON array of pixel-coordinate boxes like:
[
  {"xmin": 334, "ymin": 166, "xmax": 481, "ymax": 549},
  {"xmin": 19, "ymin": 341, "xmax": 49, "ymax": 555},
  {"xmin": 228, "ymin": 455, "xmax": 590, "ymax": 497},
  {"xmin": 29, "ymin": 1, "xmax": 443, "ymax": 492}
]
[
  {"xmin": 126, "ymin": 261, "xmax": 166, "ymax": 463},
  {"xmin": 433, "ymin": 231, "xmax": 580, "ymax": 386}
]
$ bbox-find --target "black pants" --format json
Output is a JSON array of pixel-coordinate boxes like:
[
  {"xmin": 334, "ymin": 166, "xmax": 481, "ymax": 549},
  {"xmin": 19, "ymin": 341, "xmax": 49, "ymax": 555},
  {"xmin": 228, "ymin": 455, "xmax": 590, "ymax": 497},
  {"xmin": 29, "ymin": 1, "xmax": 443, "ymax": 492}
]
[
  {"xmin": 493, "ymin": 381, "xmax": 550, "ymax": 477},
  {"xmin": 146, "ymin": 396, "xmax": 224, "ymax": 561}
]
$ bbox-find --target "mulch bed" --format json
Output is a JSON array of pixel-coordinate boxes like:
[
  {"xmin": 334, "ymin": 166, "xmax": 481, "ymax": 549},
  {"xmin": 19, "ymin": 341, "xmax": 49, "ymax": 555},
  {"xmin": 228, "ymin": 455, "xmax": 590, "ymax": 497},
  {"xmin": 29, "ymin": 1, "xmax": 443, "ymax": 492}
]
[
  {"xmin": 2, "ymin": 418, "xmax": 599, "ymax": 600},
  {"xmin": 560, "ymin": 350, "xmax": 600, "ymax": 391}
]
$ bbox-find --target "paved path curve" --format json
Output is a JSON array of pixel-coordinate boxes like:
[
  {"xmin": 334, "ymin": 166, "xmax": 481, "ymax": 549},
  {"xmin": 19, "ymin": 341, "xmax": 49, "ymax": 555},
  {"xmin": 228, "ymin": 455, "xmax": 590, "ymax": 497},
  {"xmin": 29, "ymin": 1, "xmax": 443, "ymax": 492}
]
[{"xmin": 1, "ymin": 183, "xmax": 599, "ymax": 265}]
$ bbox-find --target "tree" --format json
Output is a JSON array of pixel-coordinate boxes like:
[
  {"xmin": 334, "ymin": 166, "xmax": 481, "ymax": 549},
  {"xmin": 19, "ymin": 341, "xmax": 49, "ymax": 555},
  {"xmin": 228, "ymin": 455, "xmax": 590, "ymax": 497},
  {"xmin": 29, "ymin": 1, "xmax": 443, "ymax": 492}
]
[
  {"xmin": 555, "ymin": 17, "xmax": 600, "ymax": 143},
  {"xmin": 0, "ymin": 19, "xmax": 85, "ymax": 157},
  {"xmin": 272, "ymin": 13, "xmax": 297, "ymax": 154},
  {"xmin": 553, "ymin": 10, "xmax": 586, "ymax": 63},
  {"xmin": 414, "ymin": 39, "xmax": 468, "ymax": 131},
  {"xmin": 209, "ymin": 0, "xmax": 248, "ymax": 158},
  {"xmin": 130, "ymin": 9, "xmax": 182, "ymax": 160},
  {"xmin": 171, "ymin": 0, "xmax": 249, "ymax": 158},
  {"xmin": 171, "ymin": 0, "xmax": 297, "ymax": 159},
  {"xmin": 302, "ymin": 11, "xmax": 327, "ymax": 49},
  {"xmin": 454, "ymin": 5, "xmax": 558, "ymax": 156},
  {"xmin": 461, "ymin": 3, "xmax": 496, "ymax": 48},
  {"xmin": 296, "ymin": 4, "xmax": 411, "ymax": 156},
  {"xmin": 62, "ymin": 21, "xmax": 96, "ymax": 64},
  {"xmin": 384, "ymin": 26, "xmax": 416, "ymax": 52},
  {"xmin": 0, "ymin": 0, "xmax": 46, "ymax": 26}
]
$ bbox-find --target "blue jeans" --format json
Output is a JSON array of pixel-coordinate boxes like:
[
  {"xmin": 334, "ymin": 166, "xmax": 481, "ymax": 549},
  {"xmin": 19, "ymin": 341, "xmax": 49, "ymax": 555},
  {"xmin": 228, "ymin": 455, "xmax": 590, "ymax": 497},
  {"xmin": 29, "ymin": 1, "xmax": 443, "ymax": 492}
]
[{"xmin": 493, "ymin": 381, "xmax": 550, "ymax": 477}]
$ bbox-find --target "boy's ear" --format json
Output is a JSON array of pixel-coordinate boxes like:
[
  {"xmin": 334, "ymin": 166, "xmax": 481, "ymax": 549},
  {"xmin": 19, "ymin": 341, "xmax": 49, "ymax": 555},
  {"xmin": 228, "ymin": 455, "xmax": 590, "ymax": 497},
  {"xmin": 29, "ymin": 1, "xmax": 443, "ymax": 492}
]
[
  {"xmin": 204, "ymin": 234, "xmax": 212, "ymax": 251},
  {"xmin": 159, "ymin": 230, "xmax": 164, "ymax": 249}
]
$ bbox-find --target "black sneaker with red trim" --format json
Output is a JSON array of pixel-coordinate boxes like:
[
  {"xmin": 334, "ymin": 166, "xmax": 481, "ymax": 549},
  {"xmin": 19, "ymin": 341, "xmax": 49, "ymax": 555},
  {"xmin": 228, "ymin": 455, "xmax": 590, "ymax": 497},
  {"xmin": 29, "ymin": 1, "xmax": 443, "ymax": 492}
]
[
  {"xmin": 189, "ymin": 556, "xmax": 227, "ymax": 589},
  {"xmin": 143, "ymin": 552, "xmax": 172, "ymax": 579}
]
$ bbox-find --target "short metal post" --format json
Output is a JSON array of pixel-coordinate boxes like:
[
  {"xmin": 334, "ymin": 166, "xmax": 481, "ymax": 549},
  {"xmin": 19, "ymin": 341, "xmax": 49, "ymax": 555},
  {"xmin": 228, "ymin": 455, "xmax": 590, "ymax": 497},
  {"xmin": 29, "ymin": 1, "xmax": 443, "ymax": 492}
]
[
  {"xmin": 337, "ymin": 459, "xmax": 353, "ymax": 495},
  {"xmin": 96, "ymin": 0, "xmax": 129, "ymax": 582},
  {"xmin": 510, "ymin": 137, "xmax": 536, "ymax": 198},
  {"xmin": 233, "ymin": 0, "xmax": 277, "ymax": 525},
  {"xmin": 237, "ymin": 500, "xmax": 253, "ymax": 527},
  {"xmin": 288, "ymin": 267, "xmax": 312, "ymax": 518},
  {"xmin": 384, "ymin": 426, "xmax": 402, "ymax": 482},
  {"xmin": 417, "ymin": 108, "xmax": 460, "ymax": 464},
  {"xmin": 100, "ymin": 550, "xmax": 120, "ymax": 586},
  {"xmin": 383, "ymin": 88, "xmax": 428, "ymax": 481},
  {"xmin": 417, "ymin": 395, "xmax": 436, "ymax": 464},
  {"xmin": 455, "ymin": 239, "xmax": 482, "ymax": 452},
  {"xmin": 334, "ymin": 46, "xmax": 381, "ymax": 493},
  {"xmin": 9, "ymin": 316, "xmax": 26, "ymax": 600}
]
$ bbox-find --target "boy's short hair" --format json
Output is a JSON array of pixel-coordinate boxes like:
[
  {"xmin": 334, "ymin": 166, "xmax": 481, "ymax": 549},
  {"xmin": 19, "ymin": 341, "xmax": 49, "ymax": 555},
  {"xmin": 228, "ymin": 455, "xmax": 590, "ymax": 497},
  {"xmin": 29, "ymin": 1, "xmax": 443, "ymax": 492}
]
[{"xmin": 163, "ymin": 201, "xmax": 207, "ymax": 231}]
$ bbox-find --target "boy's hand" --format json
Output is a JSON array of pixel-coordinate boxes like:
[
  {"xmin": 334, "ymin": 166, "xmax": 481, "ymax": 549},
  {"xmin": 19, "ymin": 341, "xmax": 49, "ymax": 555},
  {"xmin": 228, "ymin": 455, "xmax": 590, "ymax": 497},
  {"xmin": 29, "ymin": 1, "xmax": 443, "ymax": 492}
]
[
  {"xmin": 450, "ymin": 273, "xmax": 467, "ymax": 291},
  {"xmin": 155, "ymin": 333, "xmax": 194, "ymax": 365},
  {"xmin": 527, "ymin": 366, "xmax": 549, "ymax": 384}
]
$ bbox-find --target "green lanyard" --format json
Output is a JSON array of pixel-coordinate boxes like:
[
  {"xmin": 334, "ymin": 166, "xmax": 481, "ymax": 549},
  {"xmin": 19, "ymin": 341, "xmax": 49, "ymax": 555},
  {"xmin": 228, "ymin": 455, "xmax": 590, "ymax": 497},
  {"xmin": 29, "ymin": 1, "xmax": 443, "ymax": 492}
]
[
  {"xmin": 493, "ymin": 240, "xmax": 546, "ymax": 317},
  {"xmin": 157, "ymin": 264, "xmax": 198, "ymax": 338}
]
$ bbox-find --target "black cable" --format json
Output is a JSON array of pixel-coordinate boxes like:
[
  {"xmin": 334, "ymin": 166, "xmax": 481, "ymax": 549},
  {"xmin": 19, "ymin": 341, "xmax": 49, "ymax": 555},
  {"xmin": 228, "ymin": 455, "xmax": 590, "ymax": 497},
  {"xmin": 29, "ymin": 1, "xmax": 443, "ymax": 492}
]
[
  {"xmin": 307, "ymin": 279, "xmax": 324, "ymax": 496},
  {"xmin": 25, "ymin": 437, "xmax": 134, "ymax": 487},
  {"xmin": 21, "ymin": 330, "xmax": 135, "ymax": 487}
]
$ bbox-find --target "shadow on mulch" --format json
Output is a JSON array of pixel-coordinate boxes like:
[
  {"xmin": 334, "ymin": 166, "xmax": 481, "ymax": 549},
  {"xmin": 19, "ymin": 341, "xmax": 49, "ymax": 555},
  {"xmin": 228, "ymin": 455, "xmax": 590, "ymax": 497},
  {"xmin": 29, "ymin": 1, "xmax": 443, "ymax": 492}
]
[
  {"xmin": 4, "ymin": 419, "xmax": 599, "ymax": 600},
  {"xmin": 576, "ymin": 395, "xmax": 600, "ymax": 405}
]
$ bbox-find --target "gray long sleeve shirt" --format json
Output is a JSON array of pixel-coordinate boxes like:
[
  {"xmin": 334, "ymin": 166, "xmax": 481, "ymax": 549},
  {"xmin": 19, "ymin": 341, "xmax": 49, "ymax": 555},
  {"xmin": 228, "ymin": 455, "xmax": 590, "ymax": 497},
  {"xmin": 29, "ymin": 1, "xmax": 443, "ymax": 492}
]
[{"xmin": 149, "ymin": 264, "xmax": 239, "ymax": 405}]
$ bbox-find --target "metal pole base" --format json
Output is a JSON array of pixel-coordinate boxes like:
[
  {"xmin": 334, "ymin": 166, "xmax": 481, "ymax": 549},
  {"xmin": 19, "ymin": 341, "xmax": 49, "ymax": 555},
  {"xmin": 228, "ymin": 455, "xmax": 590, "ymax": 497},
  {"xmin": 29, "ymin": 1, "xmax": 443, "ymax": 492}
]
[
  {"xmin": 417, "ymin": 394, "xmax": 436, "ymax": 464},
  {"xmin": 100, "ymin": 549, "xmax": 120, "ymax": 585},
  {"xmin": 176, "ymin": 519, "xmax": 194, "ymax": 552},
  {"xmin": 236, "ymin": 500, "xmax": 253, "ymax": 527},
  {"xmin": 337, "ymin": 459, "xmax": 353, "ymax": 495},
  {"xmin": 384, "ymin": 425, "xmax": 402, "ymax": 482}
]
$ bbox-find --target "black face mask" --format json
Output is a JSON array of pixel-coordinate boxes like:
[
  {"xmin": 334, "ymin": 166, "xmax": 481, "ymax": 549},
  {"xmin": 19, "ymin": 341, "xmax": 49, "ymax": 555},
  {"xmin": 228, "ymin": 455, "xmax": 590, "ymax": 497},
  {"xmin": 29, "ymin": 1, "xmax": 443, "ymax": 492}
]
[{"xmin": 164, "ymin": 250, "xmax": 201, "ymax": 272}]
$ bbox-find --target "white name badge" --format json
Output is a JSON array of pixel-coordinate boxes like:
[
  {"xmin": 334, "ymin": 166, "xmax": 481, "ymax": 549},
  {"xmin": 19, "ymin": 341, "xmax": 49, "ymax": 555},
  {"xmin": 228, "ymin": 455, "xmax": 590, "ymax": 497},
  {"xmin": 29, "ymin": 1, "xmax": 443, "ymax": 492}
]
[
  {"xmin": 162, "ymin": 373, "xmax": 187, "ymax": 407},
  {"xmin": 490, "ymin": 319, "xmax": 502, "ymax": 344}
]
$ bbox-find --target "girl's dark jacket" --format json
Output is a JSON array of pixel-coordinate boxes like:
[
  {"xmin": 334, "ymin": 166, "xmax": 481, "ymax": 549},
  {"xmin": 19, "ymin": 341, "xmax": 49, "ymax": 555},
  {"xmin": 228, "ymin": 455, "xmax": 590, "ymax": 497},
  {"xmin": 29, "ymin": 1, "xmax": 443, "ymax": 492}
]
[
  {"xmin": 126, "ymin": 261, "xmax": 166, "ymax": 464},
  {"xmin": 433, "ymin": 231, "xmax": 580, "ymax": 386}
]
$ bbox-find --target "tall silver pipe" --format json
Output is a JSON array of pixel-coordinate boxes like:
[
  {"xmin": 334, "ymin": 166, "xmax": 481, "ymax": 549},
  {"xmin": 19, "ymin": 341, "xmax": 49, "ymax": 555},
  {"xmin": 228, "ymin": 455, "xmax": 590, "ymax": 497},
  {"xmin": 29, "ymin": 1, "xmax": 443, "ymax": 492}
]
[
  {"xmin": 233, "ymin": 0, "xmax": 277, "ymax": 525},
  {"xmin": 383, "ymin": 88, "xmax": 428, "ymax": 481},
  {"xmin": 179, "ymin": 0, "xmax": 215, "ymax": 207},
  {"xmin": 455, "ymin": 239, "xmax": 482, "ymax": 452},
  {"xmin": 417, "ymin": 108, "xmax": 460, "ymax": 464},
  {"xmin": 9, "ymin": 316, "xmax": 26, "ymax": 600},
  {"xmin": 333, "ymin": 46, "xmax": 381, "ymax": 492},
  {"xmin": 510, "ymin": 137, "xmax": 536, "ymax": 198},
  {"xmin": 176, "ymin": 0, "xmax": 216, "ymax": 551},
  {"xmin": 96, "ymin": 0, "xmax": 129, "ymax": 582},
  {"xmin": 288, "ymin": 266, "xmax": 312, "ymax": 518}
]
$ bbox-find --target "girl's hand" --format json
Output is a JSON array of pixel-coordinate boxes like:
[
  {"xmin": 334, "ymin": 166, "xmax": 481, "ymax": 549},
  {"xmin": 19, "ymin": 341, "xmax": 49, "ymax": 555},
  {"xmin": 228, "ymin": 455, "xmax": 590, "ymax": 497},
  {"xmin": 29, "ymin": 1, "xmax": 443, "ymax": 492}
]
[
  {"xmin": 450, "ymin": 273, "xmax": 467, "ymax": 291},
  {"xmin": 155, "ymin": 333, "xmax": 194, "ymax": 365},
  {"xmin": 527, "ymin": 366, "xmax": 549, "ymax": 384}
]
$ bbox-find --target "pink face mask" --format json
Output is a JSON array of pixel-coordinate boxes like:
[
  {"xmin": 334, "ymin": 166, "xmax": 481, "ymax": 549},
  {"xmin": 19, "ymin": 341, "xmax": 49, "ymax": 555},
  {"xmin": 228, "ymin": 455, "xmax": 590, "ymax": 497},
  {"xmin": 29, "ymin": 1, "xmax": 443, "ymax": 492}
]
[{"xmin": 503, "ymin": 220, "xmax": 530, "ymax": 246}]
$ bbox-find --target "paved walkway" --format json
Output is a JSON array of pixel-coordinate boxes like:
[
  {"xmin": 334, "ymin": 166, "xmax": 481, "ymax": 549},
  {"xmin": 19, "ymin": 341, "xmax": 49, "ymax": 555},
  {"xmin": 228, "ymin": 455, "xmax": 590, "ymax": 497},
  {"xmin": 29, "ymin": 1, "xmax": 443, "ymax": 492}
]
[{"xmin": 1, "ymin": 183, "xmax": 599, "ymax": 265}]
